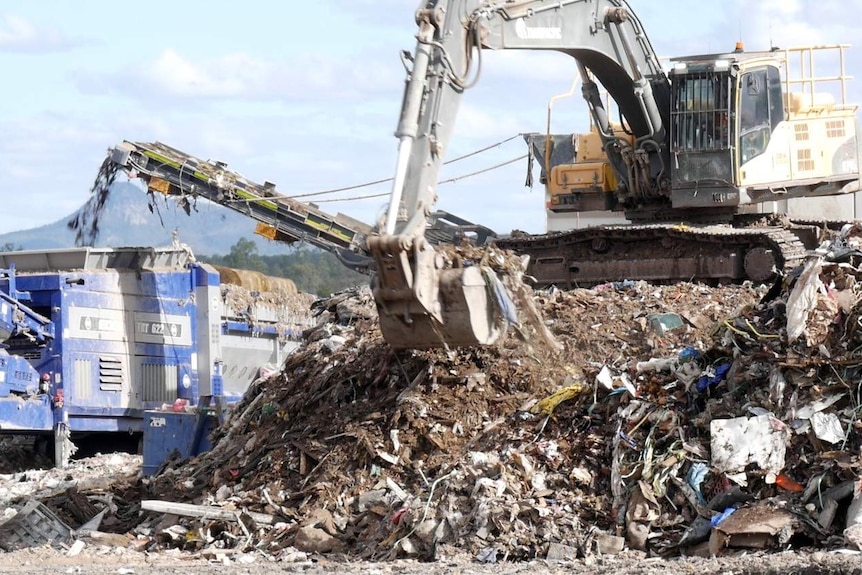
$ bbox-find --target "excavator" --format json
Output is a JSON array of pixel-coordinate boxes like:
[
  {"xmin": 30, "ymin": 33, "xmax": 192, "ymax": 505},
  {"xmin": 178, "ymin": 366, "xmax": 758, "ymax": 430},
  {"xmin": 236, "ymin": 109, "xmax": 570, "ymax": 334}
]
[{"xmin": 105, "ymin": 0, "xmax": 860, "ymax": 350}]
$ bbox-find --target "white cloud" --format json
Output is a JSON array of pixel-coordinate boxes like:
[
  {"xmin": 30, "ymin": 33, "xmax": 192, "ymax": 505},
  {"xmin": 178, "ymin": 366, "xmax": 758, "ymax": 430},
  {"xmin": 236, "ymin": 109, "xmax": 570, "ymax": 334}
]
[
  {"xmin": 0, "ymin": 14, "xmax": 87, "ymax": 53},
  {"xmin": 144, "ymin": 50, "xmax": 274, "ymax": 99},
  {"xmin": 480, "ymin": 50, "xmax": 580, "ymax": 84},
  {"xmin": 80, "ymin": 49, "xmax": 402, "ymax": 105},
  {"xmin": 0, "ymin": 113, "xmax": 116, "ymax": 229},
  {"xmin": 194, "ymin": 126, "xmax": 254, "ymax": 160},
  {"xmin": 0, "ymin": 108, "xmax": 244, "ymax": 232},
  {"xmin": 453, "ymin": 104, "xmax": 524, "ymax": 142},
  {"xmin": 732, "ymin": 0, "xmax": 820, "ymax": 47}
]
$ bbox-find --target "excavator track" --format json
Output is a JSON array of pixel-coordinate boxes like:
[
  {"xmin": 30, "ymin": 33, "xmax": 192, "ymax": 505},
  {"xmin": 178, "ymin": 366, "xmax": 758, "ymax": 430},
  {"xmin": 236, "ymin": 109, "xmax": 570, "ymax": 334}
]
[{"xmin": 496, "ymin": 224, "xmax": 809, "ymax": 289}]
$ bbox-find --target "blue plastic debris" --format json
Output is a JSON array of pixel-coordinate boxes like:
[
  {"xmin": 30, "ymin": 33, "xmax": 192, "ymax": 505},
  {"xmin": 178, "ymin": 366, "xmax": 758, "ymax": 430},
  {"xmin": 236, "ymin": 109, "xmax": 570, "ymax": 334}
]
[
  {"xmin": 696, "ymin": 362, "xmax": 732, "ymax": 393},
  {"xmin": 710, "ymin": 507, "xmax": 736, "ymax": 528},
  {"xmin": 483, "ymin": 268, "xmax": 519, "ymax": 326},
  {"xmin": 619, "ymin": 431, "xmax": 638, "ymax": 449},
  {"xmin": 679, "ymin": 347, "xmax": 701, "ymax": 364},
  {"xmin": 686, "ymin": 462, "xmax": 710, "ymax": 505}
]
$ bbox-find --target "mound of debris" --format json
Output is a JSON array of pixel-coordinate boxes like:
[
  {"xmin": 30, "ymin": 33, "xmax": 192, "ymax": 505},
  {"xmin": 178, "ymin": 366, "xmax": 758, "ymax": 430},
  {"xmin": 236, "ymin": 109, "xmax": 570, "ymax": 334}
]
[
  {"xmin": 0, "ymin": 453, "xmax": 143, "ymax": 553},
  {"xmin": 17, "ymin": 225, "xmax": 862, "ymax": 564},
  {"xmin": 145, "ymin": 275, "xmax": 770, "ymax": 561}
]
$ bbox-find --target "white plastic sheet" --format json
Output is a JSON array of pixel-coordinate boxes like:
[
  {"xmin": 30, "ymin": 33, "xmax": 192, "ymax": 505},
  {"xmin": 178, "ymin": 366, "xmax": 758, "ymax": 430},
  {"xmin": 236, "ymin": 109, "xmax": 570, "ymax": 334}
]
[
  {"xmin": 786, "ymin": 257, "xmax": 824, "ymax": 344},
  {"xmin": 711, "ymin": 415, "xmax": 787, "ymax": 474}
]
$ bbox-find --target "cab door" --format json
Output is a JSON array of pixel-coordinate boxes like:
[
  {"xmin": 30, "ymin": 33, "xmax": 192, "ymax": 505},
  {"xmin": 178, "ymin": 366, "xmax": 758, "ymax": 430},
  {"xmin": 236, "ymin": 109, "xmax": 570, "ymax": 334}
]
[{"xmin": 737, "ymin": 65, "xmax": 791, "ymax": 183}]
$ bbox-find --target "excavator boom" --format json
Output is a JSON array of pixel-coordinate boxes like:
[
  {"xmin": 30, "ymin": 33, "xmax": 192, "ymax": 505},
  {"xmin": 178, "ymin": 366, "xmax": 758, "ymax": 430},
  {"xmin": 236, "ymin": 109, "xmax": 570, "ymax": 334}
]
[{"xmin": 371, "ymin": 0, "xmax": 672, "ymax": 348}]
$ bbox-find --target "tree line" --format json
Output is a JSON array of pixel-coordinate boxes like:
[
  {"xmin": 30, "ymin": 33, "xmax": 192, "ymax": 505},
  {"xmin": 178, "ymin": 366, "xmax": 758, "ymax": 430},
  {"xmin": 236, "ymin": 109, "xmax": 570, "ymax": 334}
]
[{"xmin": 199, "ymin": 237, "xmax": 367, "ymax": 296}]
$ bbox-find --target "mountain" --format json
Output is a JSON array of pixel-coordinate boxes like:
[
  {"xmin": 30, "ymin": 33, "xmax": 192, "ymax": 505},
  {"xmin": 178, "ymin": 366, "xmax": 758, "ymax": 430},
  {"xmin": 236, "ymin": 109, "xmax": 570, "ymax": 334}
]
[{"xmin": 0, "ymin": 182, "xmax": 293, "ymax": 257}]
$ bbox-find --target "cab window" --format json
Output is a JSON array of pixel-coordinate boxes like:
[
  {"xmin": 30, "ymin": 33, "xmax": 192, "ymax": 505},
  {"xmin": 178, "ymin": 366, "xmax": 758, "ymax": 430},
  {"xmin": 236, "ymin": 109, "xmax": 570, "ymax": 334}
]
[{"xmin": 739, "ymin": 69, "xmax": 771, "ymax": 162}]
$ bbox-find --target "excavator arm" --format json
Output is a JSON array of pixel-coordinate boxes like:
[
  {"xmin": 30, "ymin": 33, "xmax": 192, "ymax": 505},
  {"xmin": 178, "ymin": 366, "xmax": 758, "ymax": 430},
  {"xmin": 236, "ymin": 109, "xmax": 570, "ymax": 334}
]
[{"xmin": 371, "ymin": 0, "xmax": 672, "ymax": 348}]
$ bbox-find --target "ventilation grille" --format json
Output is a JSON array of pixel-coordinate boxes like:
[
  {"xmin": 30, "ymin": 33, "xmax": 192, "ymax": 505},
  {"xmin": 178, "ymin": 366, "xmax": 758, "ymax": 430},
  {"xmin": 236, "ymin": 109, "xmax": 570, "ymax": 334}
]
[
  {"xmin": 73, "ymin": 359, "xmax": 92, "ymax": 400},
  {"xmin": 827, "ymin": 120, "xmax": 846, "ymax": 138},
  {"xmin": 797, "ymin": 149, "xmax": 815, "ymax": 172},
  {"xmin": 141, "ymin": 363, "xmax": 178, "ymax": 403},
  {"xmin": 99, "ymin": 356, "xmax": 124, "ymax": 392}
]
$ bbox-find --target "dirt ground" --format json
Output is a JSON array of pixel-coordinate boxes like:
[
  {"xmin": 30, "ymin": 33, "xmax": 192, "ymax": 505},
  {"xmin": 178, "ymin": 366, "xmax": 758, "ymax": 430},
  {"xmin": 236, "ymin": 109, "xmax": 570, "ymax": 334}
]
[{"xmin": 1, "ymin": 543, "xmax": 862, "ymax": 574}]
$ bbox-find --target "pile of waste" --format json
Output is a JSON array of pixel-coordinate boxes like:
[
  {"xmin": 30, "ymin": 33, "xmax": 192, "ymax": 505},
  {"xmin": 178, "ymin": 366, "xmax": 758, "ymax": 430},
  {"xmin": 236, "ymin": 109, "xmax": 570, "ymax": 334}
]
[
  {"xmin": 144, "ymin": 273, "xmax": 785, "ymax": 560},
  {"xmin": 8, "ymin": 225, "xmax": 862, "ymax": 564},
  {"xmin": 0, "ymin": 453, "xmax": 142, "ymax": 553}
]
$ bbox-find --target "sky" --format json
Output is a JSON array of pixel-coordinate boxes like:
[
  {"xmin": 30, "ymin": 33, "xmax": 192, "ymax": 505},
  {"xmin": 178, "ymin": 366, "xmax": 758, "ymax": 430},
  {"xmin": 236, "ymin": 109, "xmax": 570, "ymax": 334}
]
[{"xmin": 1, "ymin": 0, "xmax": 861, "ymax": 240}]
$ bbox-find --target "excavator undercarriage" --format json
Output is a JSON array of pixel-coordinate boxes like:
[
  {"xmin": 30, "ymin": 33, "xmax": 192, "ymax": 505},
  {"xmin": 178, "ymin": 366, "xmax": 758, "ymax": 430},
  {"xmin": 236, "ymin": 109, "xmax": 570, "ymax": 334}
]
[{"xmin": 497, "ymin": 219, "xmax": 817, "ymax": 288}]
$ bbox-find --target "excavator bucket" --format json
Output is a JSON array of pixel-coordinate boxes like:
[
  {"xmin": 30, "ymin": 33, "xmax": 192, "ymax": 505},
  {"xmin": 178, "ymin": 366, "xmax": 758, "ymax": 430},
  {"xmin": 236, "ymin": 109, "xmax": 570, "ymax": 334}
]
[{"xmin": 376, "ymin": 266, "xmax": 505, "ymax": 349}]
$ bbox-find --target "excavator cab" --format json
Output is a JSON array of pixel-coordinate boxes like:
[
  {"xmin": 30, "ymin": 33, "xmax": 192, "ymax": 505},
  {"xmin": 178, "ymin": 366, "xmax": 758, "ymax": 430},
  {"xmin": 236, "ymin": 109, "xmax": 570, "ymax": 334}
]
[
  {"xmin": 668, "ymin": 45, "xmax": 860, "ymax": 210},
  {"xmin": 541, "ymin": 43, "xmax": 859, "ymax": 225}
]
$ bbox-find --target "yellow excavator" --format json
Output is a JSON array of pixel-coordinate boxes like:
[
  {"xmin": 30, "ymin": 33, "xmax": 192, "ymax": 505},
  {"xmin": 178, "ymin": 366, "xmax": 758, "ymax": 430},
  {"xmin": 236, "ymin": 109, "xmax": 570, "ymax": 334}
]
[{"xmin": 107, "ymin": 1, "xmax": 860, "ymax": 351}]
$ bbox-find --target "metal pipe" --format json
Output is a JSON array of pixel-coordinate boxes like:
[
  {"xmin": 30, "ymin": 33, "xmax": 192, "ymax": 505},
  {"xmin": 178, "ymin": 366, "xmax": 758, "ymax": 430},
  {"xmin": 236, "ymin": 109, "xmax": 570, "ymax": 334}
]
[
  {"xmin": 612, "ymin": 18, "xmax": 663, "ymax": 142},
  {"xmin": 840, "ymin": 46, "xmax": 847, "ymax": 104},
  {"xmin": 579, "ymin": 62, "xmax": 612, "ymax": 138},
  {"xmin": 633, "ymin": 78, "xmax": 659, "ymax": 141},
  {"xmin": 545, "ymin": 70, "xmax": 581, "ymax": 183},
  {"xmin": 385, "ymin": 139, "xmax": 414, "ymax": 235},
  {"xmin": 386, "ymin": 16, "xmax": 436, "ymax": 235}
]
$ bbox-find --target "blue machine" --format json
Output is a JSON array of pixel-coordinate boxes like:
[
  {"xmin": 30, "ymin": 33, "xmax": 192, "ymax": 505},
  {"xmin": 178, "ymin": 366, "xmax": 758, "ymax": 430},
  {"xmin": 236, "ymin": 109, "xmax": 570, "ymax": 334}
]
[{"xmin": 0, "ymin": 245, "xmax": 309, "ymax": 465}]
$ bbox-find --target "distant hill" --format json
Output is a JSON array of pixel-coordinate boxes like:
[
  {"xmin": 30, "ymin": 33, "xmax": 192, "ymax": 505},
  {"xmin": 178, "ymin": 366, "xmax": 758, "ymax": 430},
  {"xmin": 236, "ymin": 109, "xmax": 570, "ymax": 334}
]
[{"xmin": 0, "ymin": 182, "xmax": 292, "ymax": 257}]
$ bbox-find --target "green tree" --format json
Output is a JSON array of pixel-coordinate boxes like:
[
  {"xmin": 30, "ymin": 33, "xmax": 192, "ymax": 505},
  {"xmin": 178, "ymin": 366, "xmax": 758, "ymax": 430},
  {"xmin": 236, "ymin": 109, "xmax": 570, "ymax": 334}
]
[
  {"xmin": 222, "ymin": 238, "xmax": 266, "ymax": 272},
  {"xmin": 199, "ymin": 238, "xmax": 367, "ymax": 296}
]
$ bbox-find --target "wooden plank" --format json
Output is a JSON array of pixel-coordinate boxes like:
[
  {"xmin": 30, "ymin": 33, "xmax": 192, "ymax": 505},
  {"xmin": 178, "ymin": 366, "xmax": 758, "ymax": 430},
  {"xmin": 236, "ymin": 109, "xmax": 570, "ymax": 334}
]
[{"xmin": 140, "ymin": 500, "xmax": 274, "ymax": 525}]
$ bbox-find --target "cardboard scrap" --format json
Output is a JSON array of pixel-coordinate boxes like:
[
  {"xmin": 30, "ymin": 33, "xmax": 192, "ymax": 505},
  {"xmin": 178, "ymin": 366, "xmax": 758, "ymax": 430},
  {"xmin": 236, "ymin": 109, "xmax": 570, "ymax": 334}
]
[{"xmin": 709, "ymin": 506, "xmax": 795, "ymax": 555}]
